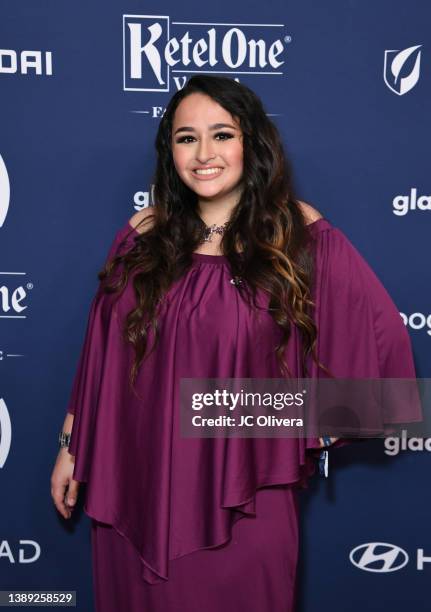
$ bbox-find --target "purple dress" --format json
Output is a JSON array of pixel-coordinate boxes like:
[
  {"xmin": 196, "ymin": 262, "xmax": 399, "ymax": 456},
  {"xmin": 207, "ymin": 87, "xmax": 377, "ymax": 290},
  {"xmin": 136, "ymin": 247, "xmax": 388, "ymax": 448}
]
[{"xmin": 65, "ymin": 217, "xmax": 421, "ymax": 611}]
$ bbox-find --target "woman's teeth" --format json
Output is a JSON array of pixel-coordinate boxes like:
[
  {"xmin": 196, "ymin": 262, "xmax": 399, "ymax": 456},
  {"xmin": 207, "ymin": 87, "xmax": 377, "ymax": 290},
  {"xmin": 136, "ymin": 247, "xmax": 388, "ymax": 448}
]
[{"xmin": 194, "ymin": 168, "xmax": 223, "ymax": 175}]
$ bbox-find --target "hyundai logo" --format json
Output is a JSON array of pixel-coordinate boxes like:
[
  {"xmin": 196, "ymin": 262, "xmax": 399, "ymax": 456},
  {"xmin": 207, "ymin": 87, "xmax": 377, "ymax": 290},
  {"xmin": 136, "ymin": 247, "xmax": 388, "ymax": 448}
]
[{"xmin": 350, "ymin": 542, "xmax": 409, "ymax": 573}]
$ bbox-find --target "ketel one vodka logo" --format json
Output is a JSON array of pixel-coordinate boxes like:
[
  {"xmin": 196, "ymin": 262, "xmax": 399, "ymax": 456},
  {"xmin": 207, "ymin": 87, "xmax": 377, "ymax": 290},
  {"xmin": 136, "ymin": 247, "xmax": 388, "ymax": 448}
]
[
  {"xmin": 383, "ymin": 44, "xmax": 422, "ymax": 96},
  {"xmin": 123, "ymin": 15, "xmax": 289, "ymax": 92},
  {"xmin": 0, "ymin": 273, "xmax": 31, "ymax": 318}
]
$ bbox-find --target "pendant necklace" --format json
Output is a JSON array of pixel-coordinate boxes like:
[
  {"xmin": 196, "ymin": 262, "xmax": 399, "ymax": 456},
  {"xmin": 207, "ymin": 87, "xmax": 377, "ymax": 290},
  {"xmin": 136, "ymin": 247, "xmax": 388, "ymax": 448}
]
[
  {"xmin": 202, "ymin": 221, "xmax": 229, "ymax": 243},
  {"xmin": 199, "ymin": 220, "xmax": 243, "ymax": 287}
]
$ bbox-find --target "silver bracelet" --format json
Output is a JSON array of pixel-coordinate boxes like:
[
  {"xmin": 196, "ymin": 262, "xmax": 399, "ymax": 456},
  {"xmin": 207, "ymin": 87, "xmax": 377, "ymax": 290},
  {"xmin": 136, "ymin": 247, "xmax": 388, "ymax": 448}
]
[{"xmin": 58, "ymin": 431, "xmax": 71, "ymax": 448}]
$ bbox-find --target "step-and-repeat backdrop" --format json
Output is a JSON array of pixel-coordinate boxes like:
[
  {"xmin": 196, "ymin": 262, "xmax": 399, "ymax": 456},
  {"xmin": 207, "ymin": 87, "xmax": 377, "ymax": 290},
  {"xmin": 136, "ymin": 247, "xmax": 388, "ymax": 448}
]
[{"xmin": 1, "ymin": 1, "xmax": 429, "ymax": 610}]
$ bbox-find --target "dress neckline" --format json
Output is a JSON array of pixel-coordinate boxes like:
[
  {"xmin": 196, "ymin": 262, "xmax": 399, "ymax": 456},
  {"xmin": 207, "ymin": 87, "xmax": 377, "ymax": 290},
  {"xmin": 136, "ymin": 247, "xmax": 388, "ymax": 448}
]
[
  {"xmin": 126, "ymin": 217, "xmax": 329, "ymax": 263},
  {"xmin": 191, "ymin": 252, "xmax": 228, "ymax": 262}
]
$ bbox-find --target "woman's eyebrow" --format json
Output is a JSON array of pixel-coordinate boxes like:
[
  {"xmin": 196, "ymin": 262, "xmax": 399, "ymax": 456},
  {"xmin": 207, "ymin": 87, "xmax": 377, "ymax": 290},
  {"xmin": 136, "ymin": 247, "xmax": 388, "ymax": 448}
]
[{"xmin": 174, "ymin": 123, "xmax": 238, "ymax": 135}]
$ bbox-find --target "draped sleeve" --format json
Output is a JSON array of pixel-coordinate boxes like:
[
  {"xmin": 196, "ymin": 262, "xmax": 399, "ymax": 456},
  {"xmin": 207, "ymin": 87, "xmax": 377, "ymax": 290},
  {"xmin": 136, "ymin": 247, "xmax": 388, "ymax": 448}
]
[
  {"xmin": 60, "ymin": 216, "xmax": 423, "ymax": 585},
  {"xmin": 64, "ymin": 222, "xmax": 137, "ymax": 461},
  {"xmin": 305, "ymin": 219, "xmax": 422, "ymax": 457}
]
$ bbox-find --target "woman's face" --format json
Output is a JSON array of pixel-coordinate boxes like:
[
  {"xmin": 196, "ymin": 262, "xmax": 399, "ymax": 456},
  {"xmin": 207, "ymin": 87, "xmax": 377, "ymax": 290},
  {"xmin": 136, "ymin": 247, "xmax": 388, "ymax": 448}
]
[{"xmin": 171, "ymin": 92, "xmax": 244, "ymax": 209}]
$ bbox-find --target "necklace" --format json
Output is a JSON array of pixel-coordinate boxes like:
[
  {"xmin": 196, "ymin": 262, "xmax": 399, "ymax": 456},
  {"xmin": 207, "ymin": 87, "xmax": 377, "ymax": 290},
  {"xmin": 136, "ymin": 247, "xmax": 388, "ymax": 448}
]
[
  {"xmin": 202, "ymin": 221, "xmax": 229, "ymax": 243},
  {"xmin": 198, "ymin": 220, "xmax": 244, "ymax": 287}
]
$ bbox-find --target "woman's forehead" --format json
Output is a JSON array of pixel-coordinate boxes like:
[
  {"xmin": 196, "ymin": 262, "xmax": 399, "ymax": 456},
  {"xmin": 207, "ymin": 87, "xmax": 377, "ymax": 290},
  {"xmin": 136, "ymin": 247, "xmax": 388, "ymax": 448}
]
[{"xmin": 173, "ymin": 94, "xmax": 238, "ymax": 127}]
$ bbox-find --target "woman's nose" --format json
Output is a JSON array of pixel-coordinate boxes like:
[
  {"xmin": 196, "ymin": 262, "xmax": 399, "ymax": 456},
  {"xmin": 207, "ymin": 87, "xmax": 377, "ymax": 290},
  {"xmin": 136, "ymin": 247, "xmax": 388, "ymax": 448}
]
[{"xmin": 196, "ymin": 138, "xmax": 216, "ymax": 164}]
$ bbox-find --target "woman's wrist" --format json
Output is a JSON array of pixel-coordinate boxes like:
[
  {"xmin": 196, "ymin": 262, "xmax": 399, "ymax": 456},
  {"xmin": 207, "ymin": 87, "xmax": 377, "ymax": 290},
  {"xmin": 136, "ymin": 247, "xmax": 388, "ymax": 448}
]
[{"xmin": 58, "ymin": 431, "xmax": 71, "ymax": 448}]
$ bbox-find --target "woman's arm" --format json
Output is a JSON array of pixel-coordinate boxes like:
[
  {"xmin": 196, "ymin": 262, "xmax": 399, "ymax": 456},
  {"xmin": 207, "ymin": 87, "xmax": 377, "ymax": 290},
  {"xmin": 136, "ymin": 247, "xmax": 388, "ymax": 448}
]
[
  {"xmin": 63, "ymin": 412, "xmax": 74, "ymax": 434},
  {"xmin": 51, "ymin": 412, "xmax": 78, "ymax": 520}
]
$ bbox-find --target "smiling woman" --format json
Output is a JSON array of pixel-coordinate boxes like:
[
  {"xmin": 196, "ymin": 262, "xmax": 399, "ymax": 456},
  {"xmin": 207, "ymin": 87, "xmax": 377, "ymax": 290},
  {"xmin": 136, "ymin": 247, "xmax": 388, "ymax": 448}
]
[
  {"xmin": 52, "ymin": 74, "xmax": 421, "ymax": 612},
  {"xmin": 171, "ymin": 92, "xmax": 244, "ymax": 228}
]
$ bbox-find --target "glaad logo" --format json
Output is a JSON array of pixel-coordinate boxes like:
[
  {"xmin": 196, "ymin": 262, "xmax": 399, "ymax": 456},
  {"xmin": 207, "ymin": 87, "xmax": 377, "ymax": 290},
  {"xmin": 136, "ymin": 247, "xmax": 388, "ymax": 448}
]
[
  {"xmin": 0, "ymin": 49, "xmax": 53, "ymax": 75},
  {"xmin": 0, "ymin": 154, "xmax": 10, "ymax": 227},
  {"xmin": 0, "ymin": 397, "xmax": 12, "ymax": 468},
  {"xmin": 0, "ymin": 540, "xmax": 41, "ymax": 563},
  {"xmin": 350, "ymin": 542, "xmax": 409, "ymax": 573},
  {"xmin": 123, "ymin": 15, "xmax": 289, "ymax": 92},
  {"xmin": 384, "ymin": 430, "xmax": 431, "ymax": 456},
  {"xmin": 400, "ymin": 312, "xmax": 431, "ymax": 336},
  {"xmin": 393, "ymin": 188, "xmax": 431, "ymax": 216},
  {"xmin": 133, "ymin": 189, "xmax": 152, "ymax": 211},
  {"xmin": 383, "ymin": 44, "xmax": 422, "ymax": 95}
]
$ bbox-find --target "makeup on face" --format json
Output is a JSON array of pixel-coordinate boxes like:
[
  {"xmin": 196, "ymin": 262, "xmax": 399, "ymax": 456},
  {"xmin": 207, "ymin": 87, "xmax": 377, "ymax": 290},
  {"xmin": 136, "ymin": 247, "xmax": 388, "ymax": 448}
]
[{"xmin": 171, "ymin": 94, "xmax": 244, "ymax": 206}]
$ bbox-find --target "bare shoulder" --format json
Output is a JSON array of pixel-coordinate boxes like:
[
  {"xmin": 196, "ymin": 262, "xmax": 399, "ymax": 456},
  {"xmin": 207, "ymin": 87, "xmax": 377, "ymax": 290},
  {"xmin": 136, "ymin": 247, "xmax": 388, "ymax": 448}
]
[
  {"xmin": 297, "ymin": 200, "xmax": 323, "ymax": 225},
  {"xmin": 128, "ymin": 206, "xmax": 156, "ymax": 235}
]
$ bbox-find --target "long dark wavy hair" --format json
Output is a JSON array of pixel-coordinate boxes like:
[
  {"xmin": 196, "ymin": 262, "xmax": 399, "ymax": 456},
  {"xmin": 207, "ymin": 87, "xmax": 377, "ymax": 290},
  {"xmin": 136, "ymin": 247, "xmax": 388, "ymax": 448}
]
[{"xmin": 98, "ymin": 75, "xmax": 331, "ymax": 392}]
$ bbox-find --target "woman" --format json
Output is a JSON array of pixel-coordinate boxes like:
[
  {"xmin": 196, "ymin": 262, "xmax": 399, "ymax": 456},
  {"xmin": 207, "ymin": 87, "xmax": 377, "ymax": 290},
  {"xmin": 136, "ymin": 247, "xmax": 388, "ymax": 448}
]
[{"xmin": 50, "ymin": 75, "xmax": 420, "ymax": 611}]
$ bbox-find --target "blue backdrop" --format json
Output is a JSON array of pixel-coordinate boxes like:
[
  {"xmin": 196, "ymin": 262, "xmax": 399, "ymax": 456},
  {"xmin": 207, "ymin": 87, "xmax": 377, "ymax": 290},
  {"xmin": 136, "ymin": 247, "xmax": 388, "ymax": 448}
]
[{"xmin": 0, "ymin": 1, "xmax": 429, "ymax": 610}]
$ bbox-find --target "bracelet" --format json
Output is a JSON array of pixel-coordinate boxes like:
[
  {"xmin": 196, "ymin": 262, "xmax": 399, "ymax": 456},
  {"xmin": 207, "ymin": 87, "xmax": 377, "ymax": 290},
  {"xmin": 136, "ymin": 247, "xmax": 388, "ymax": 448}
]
[{"xmin": 58, "ymin": 431, "xmax": 71, "ymax": 448}]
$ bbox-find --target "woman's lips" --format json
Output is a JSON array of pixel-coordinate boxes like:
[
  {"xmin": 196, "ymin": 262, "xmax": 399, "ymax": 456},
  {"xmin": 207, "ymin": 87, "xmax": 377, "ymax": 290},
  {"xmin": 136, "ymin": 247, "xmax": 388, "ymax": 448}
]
[{"xmin": 192, "ymin": 167, "xmax": 224, "ymax": 180}]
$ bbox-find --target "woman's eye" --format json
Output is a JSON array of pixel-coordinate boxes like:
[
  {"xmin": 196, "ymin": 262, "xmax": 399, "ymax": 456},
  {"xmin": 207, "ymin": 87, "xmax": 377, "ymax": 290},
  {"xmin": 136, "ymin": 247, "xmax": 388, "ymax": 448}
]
[
  {"xmin": 215, "ymin": 132, "xmax": 234, "ymax": 140},
  {"xmin": 176, "ymin": 135, "xmax": 195, "ymax": 143},
  {"xmin": 175, "ymin": 132, "xmax": 234, "ymax": 144}
]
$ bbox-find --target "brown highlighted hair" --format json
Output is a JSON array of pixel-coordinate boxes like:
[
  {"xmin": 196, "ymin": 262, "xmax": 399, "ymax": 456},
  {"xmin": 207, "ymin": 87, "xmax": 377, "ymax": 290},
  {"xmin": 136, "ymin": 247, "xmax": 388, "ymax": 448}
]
[{"xmin": 99, "ymin": 75, "xmax": 331, "ymax": 390}]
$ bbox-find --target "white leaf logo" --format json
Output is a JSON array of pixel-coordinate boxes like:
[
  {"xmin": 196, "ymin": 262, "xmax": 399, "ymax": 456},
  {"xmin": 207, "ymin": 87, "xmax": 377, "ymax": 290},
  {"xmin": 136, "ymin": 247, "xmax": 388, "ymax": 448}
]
[{"xmin": 383, "ymin": 44, "xmax": 422, "ymax": 95}]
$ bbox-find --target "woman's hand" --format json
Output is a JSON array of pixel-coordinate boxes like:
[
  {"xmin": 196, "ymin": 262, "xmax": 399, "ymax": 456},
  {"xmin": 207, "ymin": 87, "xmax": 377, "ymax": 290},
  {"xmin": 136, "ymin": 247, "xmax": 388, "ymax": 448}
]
[{"xmin": 50, "ymin": 447, "xmax": 80, "ymax": 519}]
